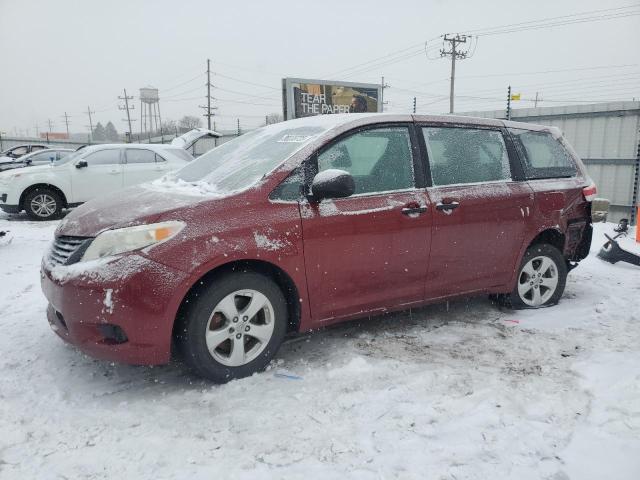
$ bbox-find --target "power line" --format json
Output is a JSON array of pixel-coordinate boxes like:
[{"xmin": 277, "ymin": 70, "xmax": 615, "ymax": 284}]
[
  {"xmin": 463, "ymin": 4, "xmax": 640, "ymax": 37},
  {"xmin": 327, "ymin": 6, "xmax": 638, "ymax": 84},
  {"xmin": 455, "ymin": 63, "xmax": 640, "ymax": 80},
  {"xmin": 473, "ymin": 12, "xmax": 640, "ymax": 37},
  {"xmin": 160, "ymin": 72, "xmax": 205, "ymax": 94},
  {"xmin": 214, "ymin": 86, "xmax": 281, "ymax": 101},
  {"xmin": 214, "ymin": 72, "xmax": 279, "ymax": 91},
  {"xmin": 163, "ymin": 85, "xmax": 205, "ymax": 99}
]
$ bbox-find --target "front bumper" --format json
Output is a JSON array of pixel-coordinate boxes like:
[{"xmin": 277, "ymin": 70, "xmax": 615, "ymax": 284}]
[
  {"xmin": 41, "ymin": 253, "xmax": 190, "ymax": 365},
  {"xmin": 0, "ymin": 201, "xmax": 20, "ymax": 214}
]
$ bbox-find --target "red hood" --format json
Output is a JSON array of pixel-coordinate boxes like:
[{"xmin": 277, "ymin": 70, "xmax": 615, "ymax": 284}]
[{"xmin": 56, "ymin": 186, "xmax": 210, "ymax": 237}]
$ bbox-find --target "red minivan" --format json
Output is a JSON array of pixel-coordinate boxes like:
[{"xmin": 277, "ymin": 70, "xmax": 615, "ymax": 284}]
[{"xmin": 41, "ymin": 113, "xmax": 594, "ymax": 382}]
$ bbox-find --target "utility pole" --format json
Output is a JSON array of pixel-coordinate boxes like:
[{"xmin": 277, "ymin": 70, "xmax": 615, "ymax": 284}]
[
  {"xmin": 440, "ymin": 34, "xmax": 469, "ymax": 114},
  {"xmin": 237, "ymin": 118, "xmax": 241, "ymax": 136},
  {"xmin": 380, "ymin": 76, "xmax": 390, "ymax": 112},
  {"xmin": 506, "ymin": 85, "xmax": 512, "ymax": 120},
  {"xmin": 61, "ymin": 112, "xmax": 71, "ymax": 137},
  {"xmin": 47, "ymin": 119, "xmax": 54, "ymax": 133},
  {"xmin": 118, "ymin": 88, "xmax": 135, "ymax": 142},
  {"xmin": 199, "ymin": 58, "xmax": 217, "ymax": 129},
  {"xmin": 85, "ymin": 106, "xmax": 95, "ymax": 141},
  {"xmin": 413, "ymin": 97, "xmax": 417, "ymax": 114},
  {"xmin": 534, "ymin": 92, "xmax": 540, "ymax": 108}
]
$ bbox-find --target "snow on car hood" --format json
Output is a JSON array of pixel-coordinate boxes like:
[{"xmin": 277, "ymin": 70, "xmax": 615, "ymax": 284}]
[
  {"xmin": 0, "ymin": 162, "xmax": 62, "ymax": 179},
  {"xmin": 56, "ymin": 186, "xmax": 207, "ymax": 237}
]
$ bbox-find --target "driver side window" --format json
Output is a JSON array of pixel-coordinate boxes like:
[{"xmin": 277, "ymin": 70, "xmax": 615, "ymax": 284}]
[{"xmin": 317, "ymin": 127, "xmax": 414, "ymax": 195}]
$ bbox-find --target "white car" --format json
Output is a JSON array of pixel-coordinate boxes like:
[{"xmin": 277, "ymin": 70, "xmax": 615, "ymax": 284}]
[{"xmin": 0, "ymin": 144, "xmax": 193, "ymax": 220}]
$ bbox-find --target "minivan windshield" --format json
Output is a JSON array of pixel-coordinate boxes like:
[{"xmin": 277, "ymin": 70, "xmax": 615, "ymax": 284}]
[{"xmin": 172, "ymin": 124, "xmax": 326, "ymax": 193}]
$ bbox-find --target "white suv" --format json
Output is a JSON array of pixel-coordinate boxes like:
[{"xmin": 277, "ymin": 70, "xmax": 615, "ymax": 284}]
[{"xmin": 0, "ymin": 144, "xmax": 193, "ymax": 220}]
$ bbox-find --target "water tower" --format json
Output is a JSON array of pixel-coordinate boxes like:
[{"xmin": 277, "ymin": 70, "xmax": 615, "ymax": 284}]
[{"xmin": 139, "ymin": 86, "xmax": 162, "ymax": 137}]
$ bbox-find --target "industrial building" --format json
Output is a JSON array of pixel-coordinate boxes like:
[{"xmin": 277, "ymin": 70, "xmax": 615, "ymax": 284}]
[{"xmin": 464, "ymin": 101, "xmax": 640, "ymax": 224}]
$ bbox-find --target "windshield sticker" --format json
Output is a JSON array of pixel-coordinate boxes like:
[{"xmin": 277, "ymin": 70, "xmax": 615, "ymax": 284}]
[{"xmin": 277, "ymin": 134, "xmax": 315, "ymax": 143}]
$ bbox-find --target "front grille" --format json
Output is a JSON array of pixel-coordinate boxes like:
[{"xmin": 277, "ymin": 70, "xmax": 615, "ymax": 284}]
[{"xmin": 48, "ymin": 235, "xmax": 92, "ymax": 266}]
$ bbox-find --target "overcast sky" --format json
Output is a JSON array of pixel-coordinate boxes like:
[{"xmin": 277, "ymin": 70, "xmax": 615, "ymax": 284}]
[{"xmin": 0, "ymin": 0, "xmax": 638, "ymax": 137}]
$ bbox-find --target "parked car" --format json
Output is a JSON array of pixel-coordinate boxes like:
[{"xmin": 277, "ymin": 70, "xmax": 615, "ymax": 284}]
[
  {"xmin": 0, "ymin": 144, "xmax": 193, "ymax": 219},
  {"xmin": 40, "ymin": 113, "xmax": 594, "ymax": 382},
  {"xmin": 0, "ymin": 148, "xmax": 74, "ymax": 173},
  {"xmin": 0, "ymin": 144, "xmax": 50, "ymax": 163}
]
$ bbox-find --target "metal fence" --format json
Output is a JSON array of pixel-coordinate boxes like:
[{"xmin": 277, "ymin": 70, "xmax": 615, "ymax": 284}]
[{"xmin": 463, "ymin": 101, "xmax": 640, "ymax": 224}]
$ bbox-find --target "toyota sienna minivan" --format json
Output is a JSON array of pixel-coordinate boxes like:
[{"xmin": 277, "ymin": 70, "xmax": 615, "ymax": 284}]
[{"xmin": 41, "ymin": 113, "xmax": 595, "ymax": 382}]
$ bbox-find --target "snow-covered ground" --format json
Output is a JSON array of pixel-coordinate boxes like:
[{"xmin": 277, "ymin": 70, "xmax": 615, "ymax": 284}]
[{"xmin": 0, "ymin": 212, "xmax": 638, "ymax": 480}]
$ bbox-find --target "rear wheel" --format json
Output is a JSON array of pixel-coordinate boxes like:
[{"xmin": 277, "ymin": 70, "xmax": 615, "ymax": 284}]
[
  {"xmin": 24, "ymin": 187, "xmax": 63, "ymax": 221},
  {"xmin": 175, "ymin": 271, "xmax": 287, "ymax": 382},
  {"xmin": 503, "ymin": 243, "xmax": 567, "ymax": 309}
]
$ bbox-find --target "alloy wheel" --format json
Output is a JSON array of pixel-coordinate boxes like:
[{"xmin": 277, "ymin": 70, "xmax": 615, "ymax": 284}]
[
  {"xmin": 30, "ymin": 194, "xmax": 57, "ymax": 218},
  {"xmin": 517, "ymin": 255, "xmax": 559, "ymax": 307},
  {"xmin": 205, "ymin": 289, "xmax": 275, "ymax": 367}
]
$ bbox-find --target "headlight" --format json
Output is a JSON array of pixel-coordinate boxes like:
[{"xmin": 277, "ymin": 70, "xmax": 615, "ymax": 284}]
[{"xmin": 81, "ymin": 221, "xmax": 185, "ymax": 262}]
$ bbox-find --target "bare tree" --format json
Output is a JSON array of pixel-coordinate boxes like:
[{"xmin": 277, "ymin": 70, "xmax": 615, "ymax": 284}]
[
  {"xmin": 161, "ymin": 119, "xmax": 177, "ymax": 134},
  {"xmin": 178, "ymin": 115, "xmax": 202, "ymax": 131}
]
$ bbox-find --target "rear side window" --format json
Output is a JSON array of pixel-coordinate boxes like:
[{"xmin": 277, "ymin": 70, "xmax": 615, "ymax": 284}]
[
  {"xmin": 422, "ymin": 127, "xmax": 510, "ymax": 186},
  {"xmin": 509, "ymin": 129, "xmax": 577, "ymax": 179},
  {"xmin": 125, "ymin": 149, "xmax": 160, "ymax": 164}
]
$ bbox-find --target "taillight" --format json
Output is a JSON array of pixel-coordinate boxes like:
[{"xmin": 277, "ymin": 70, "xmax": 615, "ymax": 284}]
[{"xmin": 582, "ymin": 182, "xmax": 597, "ymax": 202}]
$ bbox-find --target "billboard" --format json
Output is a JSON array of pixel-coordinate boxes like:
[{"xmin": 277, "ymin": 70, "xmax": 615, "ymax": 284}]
[{"xmin": 282, "ymin": 78, "xmax": 382, "ymax": 120}]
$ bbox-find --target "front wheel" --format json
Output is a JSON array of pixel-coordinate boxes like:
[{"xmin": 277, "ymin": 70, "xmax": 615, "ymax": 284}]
[
  {"xmin": 175, "ymin": 271, "xmax": 288, "ymax": 382},
  {"xmin": 24, "ymin": 187, "xmax": 63, "ymax": 220},
  {"xmin": 503, "ymin": 243, "xmax": 568, "ymax": 309}
]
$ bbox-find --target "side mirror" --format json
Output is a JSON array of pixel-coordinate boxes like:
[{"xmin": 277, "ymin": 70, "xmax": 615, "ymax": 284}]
[
  {"xmin": 310, "ymin": 169, "xmax": 355, "ymax": 201},
  {"xmin": 75, "ymin": 160, "xmax": 88, "ymax": 169}
]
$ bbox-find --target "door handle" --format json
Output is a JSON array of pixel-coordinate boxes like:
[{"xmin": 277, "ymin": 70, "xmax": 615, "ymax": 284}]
[
  {"xmin": 401, "ymin": 205, "xmax": 428, "ymax": 215},
  {"xmin": 108, "ymin": 170, "xmax": 120, "ymax": 175},
  {"xmin": 435, "ymin": 201, "xmax": 460, "ymax": 211}
]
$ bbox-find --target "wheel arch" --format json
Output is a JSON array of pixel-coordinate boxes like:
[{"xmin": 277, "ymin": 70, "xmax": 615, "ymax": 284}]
[
  {"xmin": 527, "ymin": 228, "xmax": 565, "ymax": 253},
  {"xmin": 19, "ymin": 183, "xmax": 68, "ymax": 211},
  {"xmin": 506, "ymin": 227, "xmax": 567, "ymax": 292},
  {"xmin": 172, "ymin": 259, "xmax": 302, "ymax": 341}
]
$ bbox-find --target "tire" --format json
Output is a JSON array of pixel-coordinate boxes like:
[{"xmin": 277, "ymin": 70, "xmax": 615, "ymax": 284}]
[
  {"xmin": 175, "ymin": 271, "xmax": 288, "ymax": 382},
  {"xmin": 502, "ymin": 243, "xmax": 568, "ymax": 309},
  {"xmin": 24, "ymin": 187, "xmax": 63, "ymax": 221}
]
